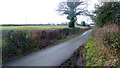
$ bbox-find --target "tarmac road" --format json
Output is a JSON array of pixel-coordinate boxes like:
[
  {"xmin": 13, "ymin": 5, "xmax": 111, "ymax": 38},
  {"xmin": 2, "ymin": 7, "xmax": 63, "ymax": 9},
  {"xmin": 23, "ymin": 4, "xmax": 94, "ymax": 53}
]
[{"xmin": 3, "ymin": 29, "xmax": 92, "ymax": 66}]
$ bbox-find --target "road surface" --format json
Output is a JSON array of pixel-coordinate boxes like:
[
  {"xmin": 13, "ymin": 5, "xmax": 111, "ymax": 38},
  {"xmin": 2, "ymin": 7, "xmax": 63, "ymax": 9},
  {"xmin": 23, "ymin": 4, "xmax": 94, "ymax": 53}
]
[{"xmin": 3, "ymin": 29, "xmax": 92, "ymax": 66}]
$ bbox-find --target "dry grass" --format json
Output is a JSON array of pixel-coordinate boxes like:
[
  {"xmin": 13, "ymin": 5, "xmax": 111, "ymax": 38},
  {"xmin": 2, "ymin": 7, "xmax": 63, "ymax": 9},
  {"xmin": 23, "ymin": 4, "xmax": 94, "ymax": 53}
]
[{"xmin": 92, "ymin": 23, "xmax": 120, "ymax": 66}]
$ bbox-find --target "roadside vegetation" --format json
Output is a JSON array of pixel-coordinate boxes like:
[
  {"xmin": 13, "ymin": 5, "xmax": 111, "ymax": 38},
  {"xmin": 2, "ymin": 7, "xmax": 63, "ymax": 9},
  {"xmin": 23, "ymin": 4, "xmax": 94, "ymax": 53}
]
[
  {"xmin": 82, "ymin": 35, "xmax": 99, "ymax": 66},
  {"xmin": 82, "ymin": 24, "xmax": 120, "ymax": 67},
  {"xmin": 61, "ymin": 2, "xmax": 120, "ymax": 67},
  {"xmin": 81, "ymin": 2, "xmax": 120, "ymax": 67},
  {"xmin": 2, "ymin": 27, "xmax": 90, "ymax": 63},
  {"xmin": 61, "ymin": 25, "xmax": 119, "ymax": 67}
]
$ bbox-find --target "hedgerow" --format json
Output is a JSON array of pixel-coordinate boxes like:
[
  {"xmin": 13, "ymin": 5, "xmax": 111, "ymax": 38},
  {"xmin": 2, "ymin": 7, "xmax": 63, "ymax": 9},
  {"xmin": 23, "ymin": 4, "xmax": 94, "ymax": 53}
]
[{"xmin": 2, "ymin": 28, "xmax": 90, "ymax": 63}]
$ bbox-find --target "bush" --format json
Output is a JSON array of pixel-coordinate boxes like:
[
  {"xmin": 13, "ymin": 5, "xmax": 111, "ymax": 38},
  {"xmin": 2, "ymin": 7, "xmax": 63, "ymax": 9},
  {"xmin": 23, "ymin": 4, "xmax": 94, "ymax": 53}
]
[
  {"xmin": 93, "ymin": 24, "xmax": 120, "ymax": 52},
  {"xmin": 91, "ymin": 24, "xmax": 120, "ymax": 66},
  {"xmin": 102, "ymin": 32, "xmax": 120, "ymax": 50},
  {"xmin": 2, "ymin": 30, "xmax": 37, "ymax": 62}
]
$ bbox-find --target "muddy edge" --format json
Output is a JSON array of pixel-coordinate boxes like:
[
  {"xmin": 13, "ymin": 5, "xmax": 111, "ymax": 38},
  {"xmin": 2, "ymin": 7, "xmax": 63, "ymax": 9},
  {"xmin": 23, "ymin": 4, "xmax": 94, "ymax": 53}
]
[{"xmin": 61, "ymin": 45, "xmax": 85, "ymax": 66}]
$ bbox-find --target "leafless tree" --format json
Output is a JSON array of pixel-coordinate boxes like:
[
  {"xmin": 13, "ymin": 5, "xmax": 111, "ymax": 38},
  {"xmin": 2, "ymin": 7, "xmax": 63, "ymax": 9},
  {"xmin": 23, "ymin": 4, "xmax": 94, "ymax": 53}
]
[{"xmin": 57, "ymin": 0, "xmax": 88, "ymax": 28}]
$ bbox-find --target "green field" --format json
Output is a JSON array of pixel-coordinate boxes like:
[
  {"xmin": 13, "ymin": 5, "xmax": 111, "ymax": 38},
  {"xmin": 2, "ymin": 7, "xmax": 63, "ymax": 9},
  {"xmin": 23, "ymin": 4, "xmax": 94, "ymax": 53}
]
[{"xmin": 0, "ymin": 25, "xmax": 87, "ymax": 30}]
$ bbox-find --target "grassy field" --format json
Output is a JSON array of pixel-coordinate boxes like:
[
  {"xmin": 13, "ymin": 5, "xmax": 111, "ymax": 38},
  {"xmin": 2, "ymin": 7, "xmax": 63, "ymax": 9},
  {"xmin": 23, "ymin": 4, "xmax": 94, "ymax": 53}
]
[{"xmin": 0, "ymin": 25, "xmax": 87, "ymax": 30}]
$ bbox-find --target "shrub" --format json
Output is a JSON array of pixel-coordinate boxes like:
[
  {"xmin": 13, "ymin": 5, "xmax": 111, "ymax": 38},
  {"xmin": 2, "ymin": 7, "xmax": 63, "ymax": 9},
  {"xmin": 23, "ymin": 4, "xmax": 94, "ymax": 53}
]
[
  {"xmin": 93, "ymin": 23, "xmax": 120, "ymax": 52},
  {"xmin": 102, "ymin": 32, "xmax": 120, "ymax": 50},
  {"xmin": 2, "ymin": 30, "xmax": 37, "ymax": 62},
  {"xmin": 89, "ymin": 24, "xmax": 120, "ymax": 66}
]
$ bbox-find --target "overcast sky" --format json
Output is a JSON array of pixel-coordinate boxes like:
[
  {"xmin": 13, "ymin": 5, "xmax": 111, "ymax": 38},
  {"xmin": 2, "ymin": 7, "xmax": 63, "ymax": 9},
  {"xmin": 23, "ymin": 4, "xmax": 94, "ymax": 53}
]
[{"xmin": 0, "ymin": 0, "xmax": 99, "ymax": 24}]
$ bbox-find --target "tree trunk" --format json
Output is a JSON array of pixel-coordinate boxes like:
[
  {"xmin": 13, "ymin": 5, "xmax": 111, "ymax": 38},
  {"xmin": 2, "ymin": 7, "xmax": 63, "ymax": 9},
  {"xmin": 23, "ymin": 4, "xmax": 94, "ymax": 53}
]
[
  {"xmin": 68, "ymin": 16, "xmax": 76, "ymax": 28},
  {"xmin": 69, "ymin": 21, "xmax": 75, "ymax": 28}
]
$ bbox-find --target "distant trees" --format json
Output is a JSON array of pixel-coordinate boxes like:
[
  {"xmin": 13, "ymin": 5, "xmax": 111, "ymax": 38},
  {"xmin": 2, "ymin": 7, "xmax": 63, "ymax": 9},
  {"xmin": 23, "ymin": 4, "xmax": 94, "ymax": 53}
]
[
  {"xmin": 57, "ymin": 0, "xmax": 87, "ymax": 28},
  {"xmin": 90, "ymin": 2, "xmax": 120, "ymax": 27}
]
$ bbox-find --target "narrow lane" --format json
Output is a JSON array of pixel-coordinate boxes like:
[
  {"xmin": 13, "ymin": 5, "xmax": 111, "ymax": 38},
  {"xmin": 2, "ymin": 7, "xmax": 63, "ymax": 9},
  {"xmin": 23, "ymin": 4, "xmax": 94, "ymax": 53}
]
[{"xmin": 3, "ymin": 29, "xmax": 92, "ymax": 66}]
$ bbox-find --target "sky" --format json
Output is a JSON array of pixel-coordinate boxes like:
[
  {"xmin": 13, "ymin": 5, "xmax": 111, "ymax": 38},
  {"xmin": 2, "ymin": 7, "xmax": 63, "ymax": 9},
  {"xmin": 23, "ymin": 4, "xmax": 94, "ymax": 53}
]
[{"xmin": 0, "ymin": 0, "xmax": 99, "ymax": 25}]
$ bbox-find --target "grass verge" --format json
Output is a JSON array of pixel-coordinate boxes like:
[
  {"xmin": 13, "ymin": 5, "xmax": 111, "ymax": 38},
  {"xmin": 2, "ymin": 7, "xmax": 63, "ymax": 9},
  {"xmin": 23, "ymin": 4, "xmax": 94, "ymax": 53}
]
[
  {"xmin": 82, "ymin": 35, "xmax": 101, "ymax": 66},
  {"xmin": 82, "ymin": 34, "xmax": 119, "ymax": 67}
]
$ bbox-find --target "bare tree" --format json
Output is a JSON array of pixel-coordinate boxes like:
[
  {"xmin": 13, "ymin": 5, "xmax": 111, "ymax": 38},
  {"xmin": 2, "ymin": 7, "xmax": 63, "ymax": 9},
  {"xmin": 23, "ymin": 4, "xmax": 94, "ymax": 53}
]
[{"xmin": 57, "ymin": 0, "xmax": 87, "ymax": 28}]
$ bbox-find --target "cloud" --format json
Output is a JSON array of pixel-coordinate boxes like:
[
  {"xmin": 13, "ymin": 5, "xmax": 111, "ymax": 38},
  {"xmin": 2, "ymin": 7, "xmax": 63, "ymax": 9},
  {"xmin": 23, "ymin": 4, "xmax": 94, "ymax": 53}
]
[{"xmin": 0, "ymin": 0, "xmax": 96, "ymax": 24}]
